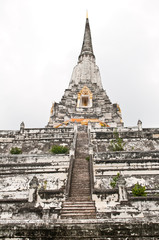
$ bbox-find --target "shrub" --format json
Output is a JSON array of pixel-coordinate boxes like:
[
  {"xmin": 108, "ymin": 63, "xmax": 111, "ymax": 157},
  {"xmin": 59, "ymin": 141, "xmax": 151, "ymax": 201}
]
[
  {"xmin": 132, "ymin": 183, "xmax": 147, "ymax": 197},
  {"xmin": 85, "ymin": 156, "xmax": 90, "ymax": 161},
  {"xmin": 50, "ymin": 145, "xmax": 69, "ymax": 154},
  {"xmin": 110, "ymin": 173, "xmax": 120, "ymax": 188},
  {"xmin": 10, "ymin": 147, "xmax": 22, "ymax": 154},
  {"xmin": 109, "ymin": 130, "xmax": 125, "ymax": 151}
]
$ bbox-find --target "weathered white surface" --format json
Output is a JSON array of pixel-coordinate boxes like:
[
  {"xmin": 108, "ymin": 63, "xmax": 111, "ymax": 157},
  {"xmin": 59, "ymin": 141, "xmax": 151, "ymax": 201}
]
[{"xmin": 69, "ymin": 56, "xmax": 103, "ymax": 89}]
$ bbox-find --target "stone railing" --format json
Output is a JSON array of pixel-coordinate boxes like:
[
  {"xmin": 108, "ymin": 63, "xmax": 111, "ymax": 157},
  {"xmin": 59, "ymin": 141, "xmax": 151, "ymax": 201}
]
[
  {"xmin": 65, "ymin": 124, "xmax": 77, "ymax": 199},
  {"xmin": 89, "ymin": 154, "xmax": 94, "ymax": 198},
  {"xmin": 88, "ymin": 123, "xmax": 95, "ymax": 198},
  {"xmin": 0, "ymin": 127, "xmax": 74, "ymax": 139},
  {"xmin": 90, "ymin": 127, "xmax": 159, "ymax": 140},
  {"xmin": 94, "ymin": 150, "xmax": 159, "ymax": 161}
]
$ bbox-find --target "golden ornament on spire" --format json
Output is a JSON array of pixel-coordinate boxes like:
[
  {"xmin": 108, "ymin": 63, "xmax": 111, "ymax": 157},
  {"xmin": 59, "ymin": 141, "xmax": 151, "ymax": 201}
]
[{"xmin": 86, "ymin": 10, "xmax": 88, "ymax": 19}]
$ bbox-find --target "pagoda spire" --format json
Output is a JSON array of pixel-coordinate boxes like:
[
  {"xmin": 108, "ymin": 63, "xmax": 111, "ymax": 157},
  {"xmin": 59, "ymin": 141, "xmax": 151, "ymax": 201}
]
[{"xmin": 79, "ymin": 15, "xmax": 95, "ymax": 59}]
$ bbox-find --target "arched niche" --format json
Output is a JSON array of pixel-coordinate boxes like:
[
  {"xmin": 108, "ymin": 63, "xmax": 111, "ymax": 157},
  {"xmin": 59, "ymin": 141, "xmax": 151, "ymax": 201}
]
[{"xmin": 77, "ymin": 86, "xmax": 93, "ymax": 108}]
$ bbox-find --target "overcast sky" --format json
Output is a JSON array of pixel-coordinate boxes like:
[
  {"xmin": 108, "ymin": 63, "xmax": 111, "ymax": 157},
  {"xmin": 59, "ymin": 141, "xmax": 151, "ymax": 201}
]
[{"xmin": 0, "ymin": 0, "xmax": 159, "ymax": 130}]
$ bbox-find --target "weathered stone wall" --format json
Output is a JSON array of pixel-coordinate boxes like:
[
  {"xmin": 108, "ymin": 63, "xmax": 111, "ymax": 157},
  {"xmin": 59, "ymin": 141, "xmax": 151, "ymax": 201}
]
[
  {"xmin": 49, "ymin": 80, "xmax": 123, "ymax": 127},
  {"xmin": 0, "ymin": 154, "xmax": 70, "ymax": 220},
  {"xmin": 91, "ymin": 127, "xmax": 159, "ymax": 152},
  {"xmin": 1, "ymin": 220, "xmax": 159, "ymax": 239},
  {"xmin": 90, "ymin": 127, "xmax": 159, "ymax": 220},
  {"xmin": 0, "ymin": 127, "xmax": 74, "ymax": 154}
]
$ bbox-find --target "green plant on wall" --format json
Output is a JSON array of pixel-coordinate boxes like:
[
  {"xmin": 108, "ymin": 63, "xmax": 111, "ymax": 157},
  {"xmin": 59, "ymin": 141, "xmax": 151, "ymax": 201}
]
[
  {"xmin": 50, "ymin": 145, "xmax": 69, "ymax": 154},
  {"xmin": 132, "ymin": 183, "xmax": 147, "ymax": 197},
  {"xmin": 10, "ymin": 147, "xmax": 22, "ymax": 154},
  {"xmin": 43, "ymin": 180, "xmax": 47, "ymax": 190},
  {"xmin": 109, "ymin": 130, "xmax": 125, "ymax": 151},
  {"xmin": 110, "ymin": 173, "xmax": 120, "ymax": 188},
  {"xmin": 85, "ymin": 156, "xmax": 90, "ymax": 161}
]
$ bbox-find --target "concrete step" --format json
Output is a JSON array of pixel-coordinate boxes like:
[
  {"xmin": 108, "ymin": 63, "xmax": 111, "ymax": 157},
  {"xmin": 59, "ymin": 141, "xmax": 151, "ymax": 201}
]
[
  {"xmin": 61, "ymin": 209, "xmax": 96, "ymax": 214},
  {"xmin": 70, "ymin": 188, "xmax": 90, "ymax": 191},
  {"xmin": 70, "ymin": 194, "xmax": 90, "ymax": 197},
  {"xmin": 68, "ymin": 198, "xmax": 91, "ymax": 201},
  {"xmin": 63, "ymin": 201, "xmax": 95, "ymax": 205},
  {"xmin": 70, "ymin": 190, "xmax": 90, "ymax": 193},
  {"xmin": 62, "ymin": 205, "xmax": 95, "ymax": 208},
  {"xmin": 61, "ymin": 213, "xmax": 96, "ymax": 219}
]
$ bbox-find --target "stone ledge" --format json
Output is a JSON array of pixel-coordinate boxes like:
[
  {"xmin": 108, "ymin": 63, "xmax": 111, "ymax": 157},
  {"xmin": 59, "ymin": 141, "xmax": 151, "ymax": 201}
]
[
  {"xmin": 129, "ymin": 196, "xmax": 159, "ymax": 201},
  {"xmin": 0, "ymin": 170, "xmax": 68, "ymax": 175},
  {"xmin": 94, "ymin": 150, "xmax": 159, "ymax": 160},
  {"xmin": 1, "ymin": 221, "xmax": 159, "ymax": 239},
  {"xmin": 95, "ymin": 158, "xmax": 159, "ymax": 164},
  {"xmin": 39, "ymin": 189, "xmax": 64, "ymax": 199},
  {"xmin": 0, "ymin": 198, "xmax": 28, "ymax": 203},
  {"xmin": 93, "ymin": 188, "xmax": 118, "ymax": 194}
]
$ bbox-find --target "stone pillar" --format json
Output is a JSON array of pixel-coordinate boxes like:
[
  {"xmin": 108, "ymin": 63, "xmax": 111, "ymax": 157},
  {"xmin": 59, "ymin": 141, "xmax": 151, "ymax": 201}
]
[
  {"xmin": 20, "ymin": 121, "xmax": 25, "ymax": 134},
  {"xmin": 117, "ymin": 175, "xmax": 128, "ymax": 202},
  {"xmin": 88, "ymin": 121, "xmax": 91, "ymax": 132},
  {"xmin": 28, "ymin": 176, "xmax": 39, "ymax": 203},
  {"xmin": 89, "ymin": 143, "xmax": 93, "ymax": 155},
  {"xmin": 74, "ymin": 121, "xmax": 77, "ymax": 133},
  {"xmin": 69, "ymin": 143, "xmax": 74, "ymax": 157},
  {"xmin": 137, "ymin": 120, "xmax": 142, "ymax": 131}
]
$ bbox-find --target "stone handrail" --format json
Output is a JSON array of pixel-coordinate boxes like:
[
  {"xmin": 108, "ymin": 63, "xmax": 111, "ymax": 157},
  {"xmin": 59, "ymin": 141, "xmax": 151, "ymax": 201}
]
[
  {"xmin": 87, "ymin": 124, "xmax": 94, "ymax": 198},
  {"xmin": 89, "ymin": 154, "xmax": 94, "ymax": 198},
  {"xmin": 65, "ymin": 155, "xmax": 74, "ymax": 199},
  {"xmin": 65, "ymin": 128, "xmax": 77, "ymax": 199}
]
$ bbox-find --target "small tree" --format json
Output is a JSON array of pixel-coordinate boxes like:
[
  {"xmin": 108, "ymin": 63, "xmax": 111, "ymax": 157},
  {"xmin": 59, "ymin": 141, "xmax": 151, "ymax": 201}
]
[
  {"xmin": 50, "ymin": 145, "xmax": 69, "ymax": 154},
  {"xmin": 132, "ymin": 183, "xmax": 147, "ymax": 197},
  {"xmin": 10, "ymin": 147, "xmax": 22, "ymax": 154},
  {"xmin": 109, "ymin": 130, "xmax": 125, "ymax": 151}
]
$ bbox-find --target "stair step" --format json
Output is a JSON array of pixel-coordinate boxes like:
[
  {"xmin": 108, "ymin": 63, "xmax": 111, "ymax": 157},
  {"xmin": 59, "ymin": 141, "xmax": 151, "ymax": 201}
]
[
  {"xmin": 68, "ymin": 198, "xmax": 91, "ymax": 201},
  {"xmin": 63, "ymin": 205, "xmax": 95, "ymax": 208},
  {"xmin": 70, "ymin": 191, "xmax": 90, "ymax": 194},
  {"xmin": 64, "ymin": 201, "xmax": 95, "ymax": 204},
  {"xmin": 61, "ymin": 215, "xmax": 96, "ymax": 219},
  {"xmin": 61, "ymin": 209, "xmax": 95, "ymax": 213},
  {"xmin": 61, "ymin": 213, "xmax": 96, "ymax": 218}
]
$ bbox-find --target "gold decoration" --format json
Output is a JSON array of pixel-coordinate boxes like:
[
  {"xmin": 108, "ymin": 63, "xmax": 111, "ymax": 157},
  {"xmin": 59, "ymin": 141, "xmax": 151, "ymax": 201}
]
[
  {"xmin": 78, "ymin": 86, "xmax": 93, "ymax": 99},
  {"xmin": 86, "ymin": 10, "xmax": 88, "ymax": 19},
  {"xmin": 117, "ymin": 104, "xmax": 121, "ymax": 113},
  {"xmin": 50, "ymin": 102, "xmax": 54, "ymax": 115}
]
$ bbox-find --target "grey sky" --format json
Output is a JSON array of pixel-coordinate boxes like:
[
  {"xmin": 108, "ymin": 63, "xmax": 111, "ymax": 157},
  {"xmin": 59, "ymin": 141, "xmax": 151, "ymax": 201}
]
[{"xmin": 0, "ymin": 0, "xmax": 159, "ymax": 130}]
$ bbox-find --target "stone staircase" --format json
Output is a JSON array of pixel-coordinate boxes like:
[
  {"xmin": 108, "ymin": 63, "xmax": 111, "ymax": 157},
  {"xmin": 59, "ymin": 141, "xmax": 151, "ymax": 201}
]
[{"xmin": 61, "ymin": 131, "xmax": 96, "ymax": 219}]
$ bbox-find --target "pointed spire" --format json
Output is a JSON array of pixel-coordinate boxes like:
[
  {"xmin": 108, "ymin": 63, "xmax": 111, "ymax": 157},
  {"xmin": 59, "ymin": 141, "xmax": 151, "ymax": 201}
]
[{"xmin": 79, "ymin": 15, "xmax": 95, "ymax": 60}]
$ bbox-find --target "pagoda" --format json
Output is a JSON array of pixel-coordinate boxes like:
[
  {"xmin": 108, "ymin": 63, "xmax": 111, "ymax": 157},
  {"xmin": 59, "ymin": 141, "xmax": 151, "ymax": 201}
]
[{"xmin": 48, "ymin": 15, "xmax": 123, "ymax": 128}]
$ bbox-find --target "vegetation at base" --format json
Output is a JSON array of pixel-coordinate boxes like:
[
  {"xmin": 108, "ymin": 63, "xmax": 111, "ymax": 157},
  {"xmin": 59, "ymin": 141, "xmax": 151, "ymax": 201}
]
[
  {"xmin": 85, "ymin": 156, "xmax": 90, "ymax": 161},
  {"xmin": 110, "ymin": 173, "xmax": 120, "ymax": 188},
  {"xmin": 10, "ymin": 147, "xmax": 22, "ymax": 154},
  {"xmin": 109, "ymin": 130, "xmax": 125, "ymax": 151},
  {"xmin": 132, "ymin": 183, "xmax": 147, "ymax": 197},
  {"xmin": 50, "ymin": 145, "xmax": 69, "ymax": 154}
]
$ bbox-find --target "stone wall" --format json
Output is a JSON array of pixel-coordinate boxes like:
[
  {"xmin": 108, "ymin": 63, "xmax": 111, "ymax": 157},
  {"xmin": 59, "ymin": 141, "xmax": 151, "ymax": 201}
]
[
  {"xmin": 91, "ymin": 127, "xmax": 159, "ymax": 152},
  {"xmin": 0, "ymin": 127, "xmax": 74, "ymax": 154},
  {"xmin": 0, "ymin": 154, "xmax": 70, "ymax": 220},
  {"xmin": 1, "ymin": 220, "xmax": 159, "ymax": 239},
  {"xmin": 90, "ymin": 127, "xmax": 159, "ymax": 220}
]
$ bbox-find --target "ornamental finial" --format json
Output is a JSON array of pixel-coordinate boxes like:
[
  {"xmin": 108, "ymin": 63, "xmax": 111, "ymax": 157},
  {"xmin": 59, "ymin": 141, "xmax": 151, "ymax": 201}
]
[{"xmin": 86, "ymin": 10, "xmax": 88, "ymax": 19}]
